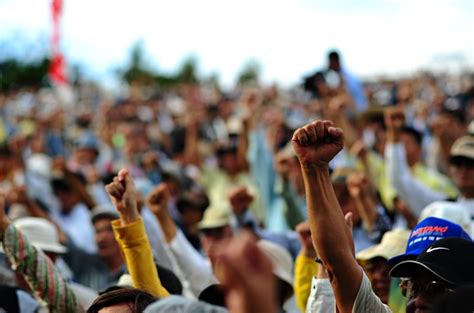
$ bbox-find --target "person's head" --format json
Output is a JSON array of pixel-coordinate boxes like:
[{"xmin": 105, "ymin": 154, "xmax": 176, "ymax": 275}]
[
  {"xmin": 51, "ymin": 177, "xmax": 80, "ymax": 213},
  {"xmin": 91, "ymin": 207, "xmax": 122, "ymax": 262},
  {"xmin": 448, "ymin": 135, "xmax": 474, "ymax": 198},
  {"xmin": 74, "ymin": 132, "xmax": 99, "ymax": 166},
  {"xmin": 176, "ymin": 191, "xmax": 209, "ymax": 227},
  {"xmin": 357, "ymin": 229, "xmax": 410, "ymax": 304},
  {"xmin": 199, "ymin": 209, "xmax": 234, "ymax": 269},
  {"xmin": 328, "ymin": 50, "xmax": 341, "ymax": 72},
  {"xmin": 432, "ymin": 108, "xmax": 467, "ymax": 141},
  {"xmin": 87, "ymin": 287, "xmax": 157, "ymax": 313},
  {"xmin": 391, "ymin": 238, "xmax": 474, "ymax": 312},
  {"xmin": 12, "ymin": 217, "xmax": 67, "ymax": 263},
  {"xmin": 400, "ymin": 126, "xmax": 423, "ymax": 167},
  {"xmin": 331, "ymin": 168, "xmax": 360, "ymax": 225},
  {"xmin": 216, "ymin": 143, "xmax": 240, "ymax": 175}
]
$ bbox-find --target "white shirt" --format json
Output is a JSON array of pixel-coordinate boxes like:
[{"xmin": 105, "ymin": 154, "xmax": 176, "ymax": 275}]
[
  {"xmin": 57, "ymin": 203, "xmax": 97, "ymax": 254},
  {"xmin": 166, "ymin": 230, "xmax": 217, "ymax": 297},
  {"xmin": 306, "ymin": 277, "xmax": 335, "ymax": 313},
  {"xmin": 386, "ymin": 143, "xmax": 474, "ymax": 234}
]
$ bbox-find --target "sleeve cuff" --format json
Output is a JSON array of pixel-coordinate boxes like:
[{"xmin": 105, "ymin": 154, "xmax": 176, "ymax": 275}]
[{"xmin": 112, "ymin": 218, "xmax": 147, "ymax": 248}]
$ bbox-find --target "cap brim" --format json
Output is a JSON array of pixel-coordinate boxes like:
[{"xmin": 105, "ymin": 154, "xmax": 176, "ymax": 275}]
[
  {"xmin": 91, "ymin": 212, "xmax": 119, "ymax": 224},
  {"xmin": 35, "ymin": 243, "xmax": 68, "ymax": 254},
  {"xmin": 198, "ymin": 221, "xmax": 229, "ymax": 230},
  {"xmin": 389, "ymin": 260, "xmax": 456, "ymax": 285}
]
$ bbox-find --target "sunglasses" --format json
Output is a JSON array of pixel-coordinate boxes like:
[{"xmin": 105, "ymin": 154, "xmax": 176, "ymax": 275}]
[{"xmin": 399, "ymin": 278, "xmax": 455, "ymax": 298}]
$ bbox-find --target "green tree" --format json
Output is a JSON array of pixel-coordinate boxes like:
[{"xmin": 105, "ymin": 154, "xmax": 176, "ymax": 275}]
[{"xmin": 236, "ymin": 59, "xmax": 261, "ymax": 86}]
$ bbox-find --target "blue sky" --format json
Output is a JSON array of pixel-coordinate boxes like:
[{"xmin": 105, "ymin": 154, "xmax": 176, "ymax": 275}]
[{"xmin": 0, "ymin": 0, "xmax": 473, "ymax": 87}]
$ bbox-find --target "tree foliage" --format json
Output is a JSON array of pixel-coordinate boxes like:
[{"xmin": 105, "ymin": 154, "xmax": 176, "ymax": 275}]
[{"xmin": 0, "ymin": 57, "xmax": 50, "ymax": 92}]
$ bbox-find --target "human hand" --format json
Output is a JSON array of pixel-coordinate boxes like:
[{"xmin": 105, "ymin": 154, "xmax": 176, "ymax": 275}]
[
  {"xmin": 216, "ymin": 232, "xmax": 277, "ymax": 313},
  {"xmin": 147, "ymin": 183, "xmax": 170, "ymax": 218},
  {"xmin": 295, "ymin": 220, "xmax": 316, "ymax": 259},
  {"xmin": 346, "ymin": 172, "xmax": 368, "ymax": 199},
  {"xmin": 326, "ymin": 95, "xmax": 347, "ymax": 118},
  {"xmin": 274, "ymin": 152, "xmax": 292, "ymax": 180},
  {"xmin": 291, "ymin": 120, "xmax": 344, "ymax": 168},
  {"xmin": 384, "ymin": 107, "xmax": 405, "ymax": 142},
  {"xmin": 228, "ymin": 187, "xmax": 254, "ymax": 216},
  {"xmin": 7, "ymin": 186, "xmax": 29, "ymax": 205},
  {"xmin": 105, "ymin": 169, "xmax": 140, "ymax": 224},
  {"xmin": 350, "ymin": 140, "xmax": 368, "ymax": 160}
]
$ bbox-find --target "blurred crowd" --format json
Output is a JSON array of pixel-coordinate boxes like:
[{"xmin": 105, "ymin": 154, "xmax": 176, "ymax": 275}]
[{"xmin": 0, "ymin": 51, "xmax": 473, "ymax": 313}]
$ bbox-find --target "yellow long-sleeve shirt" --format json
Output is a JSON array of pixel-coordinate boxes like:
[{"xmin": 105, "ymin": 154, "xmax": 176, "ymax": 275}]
[
  {"xmin": 112, "ymin": 218, "xmax": 169, "ymax": 298},
  {"xmin": 293, "ymin": 253, "xmax": 318, "ymax": 312}
]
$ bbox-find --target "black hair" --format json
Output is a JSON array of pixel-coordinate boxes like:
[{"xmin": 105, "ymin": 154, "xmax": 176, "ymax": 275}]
[
  {"xmin": 0, "ymin": 144, "xmax": 11, "ymax": 158},
  {"xmin": 401, "ymin": 126, "xmax": 423, "ymax": 146},
  {"xmin": 176, "ymin": 191, "xmax": 209, "ymax": 214},
  {"xmin": 87, "ymin": 287, "xmax": 157, "ymax": 313},
  {"xmin": 198, "ymin": 284, "xmax": 226, "ymax": 308},
  {"xmin": 328, "ymin": 50, "xmax": 340, "ymax": 60},
  {"xmin": 440, "ymin": 107, "xmax": 466, "ymax": 124},
  {"xmin": 51, "ymin": 177, "xmax": 73, "ymax": 193}
]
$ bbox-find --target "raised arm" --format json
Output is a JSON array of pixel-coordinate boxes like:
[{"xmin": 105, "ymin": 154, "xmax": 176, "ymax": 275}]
[
  {"xmin": 148, "ymin": 183, "xmax": 217, "ymax": 296},
  {"xmin": 292, "ymin": 120, "xmax": 362, "ymax": 313},
  {"xmin": 384, "ymin": 108, "xmax": 445, "ymax": 215},
  {"xmin": 105, "ymin": 169, "xmax": 169, "ymax": 298},
  {"xmin": 0, "ymin": 196, "xmax": 84, "ymax": 313}
]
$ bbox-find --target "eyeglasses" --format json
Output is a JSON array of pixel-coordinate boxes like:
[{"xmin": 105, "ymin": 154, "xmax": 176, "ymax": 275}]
[{"xmin": 399, "ymin": 278, "xmax": 455, "ymax": 298}]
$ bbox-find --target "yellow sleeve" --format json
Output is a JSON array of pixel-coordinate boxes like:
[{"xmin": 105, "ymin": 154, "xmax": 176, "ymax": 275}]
[
  {"xmin": 293, "ymin": 253, "xmax": 318, "ymax": 312},
  {"xmin": 112, "ymin": 218, "xmax": 169, "ymax": 298}
]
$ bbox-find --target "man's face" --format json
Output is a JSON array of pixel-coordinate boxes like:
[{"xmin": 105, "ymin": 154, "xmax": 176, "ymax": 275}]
[
  {"xmin": 402, "ymin": 272, "xmax": 454, "ymax": 313},
  {"xmin": 400, "ymin": 133, "xmax": 421, "ymax": 167},
  {"xmin": 54, "ymin": 189, "xmax": 77, "ymax": 214},
  {"xmin": 94, "ymin": 218, "xmax": 121, "ymax": 260},
  {"xmin": 365, "ymin": 258, "xmax": 391, "ymax": 304},
  {"xmin": 449, "ymin": 158, "xmax": 474, "ymax": 196},
  {"xmin": 200, "ymin": 226, "xmax": 233, "ymax": 270}
]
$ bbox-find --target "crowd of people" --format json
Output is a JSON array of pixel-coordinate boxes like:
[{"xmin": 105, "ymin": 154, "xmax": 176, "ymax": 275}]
[{"xmin": 0, "ymin": 51, "xmax": 473, "ymax": 312}]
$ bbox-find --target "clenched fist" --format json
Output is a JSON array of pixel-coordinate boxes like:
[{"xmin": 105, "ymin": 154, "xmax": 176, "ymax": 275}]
[
  {"xmin": 105, "ymin": 169, "xmax": 140, "ymax": 224},
  {"xmin": 291, "ymin": 120, "xmax": 344, "ymax": 168},
  {"xmin": 147, "ymin": 183, "xmax": 170, "ymax": 218}
]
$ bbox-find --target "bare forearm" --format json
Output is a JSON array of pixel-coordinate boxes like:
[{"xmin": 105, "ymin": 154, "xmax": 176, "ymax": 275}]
[
  {"xmin": 302, "ymin": 166, "xmax": 352, "ymax": 261},
  {"xmin": 301, "ymin": 165, "xmax": 361, "ymax": 313}
]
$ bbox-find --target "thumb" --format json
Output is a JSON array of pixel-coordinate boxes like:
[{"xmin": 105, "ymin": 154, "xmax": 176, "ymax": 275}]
[
  {"xmin": 344, "ymin": 212, "xmax": 353, "ymax": 231},
  {"xmin": 328, "ymin": 126, "xmax": 343, "ymax": 138}
]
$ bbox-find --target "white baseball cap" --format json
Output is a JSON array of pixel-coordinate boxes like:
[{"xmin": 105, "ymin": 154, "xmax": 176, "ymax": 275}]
[{"xmin": 419, "ymin": 201, "xmax": 471, "ymax": 234}]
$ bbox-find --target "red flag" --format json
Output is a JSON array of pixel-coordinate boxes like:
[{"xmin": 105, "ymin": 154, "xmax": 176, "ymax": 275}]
[{"xmin": 49, "ymin": 0, "xmax": 68, "ymax": 85}]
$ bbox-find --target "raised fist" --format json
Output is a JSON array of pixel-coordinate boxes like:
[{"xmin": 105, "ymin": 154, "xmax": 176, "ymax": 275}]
[
  {"xmin": 228, "ymin": 186, "xmax": 254, "ymax": 215},
  {"xmin": 347, "ymin": 172, "xmax": 368, "ymax": 198},
  {"xmin": 295, "ymin": 220, "xmax": 316, "ymax": 258},
  {"xmin": 105, "ymin": 169, "xmax": 139, "ymax": 223},
  {"xmin": 291, "ymin": 120, "xmax": 344, "ymax": 168},
  {"xmin": 147, "ymin": 183, "xmax": 170, "ymax": 217}
]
